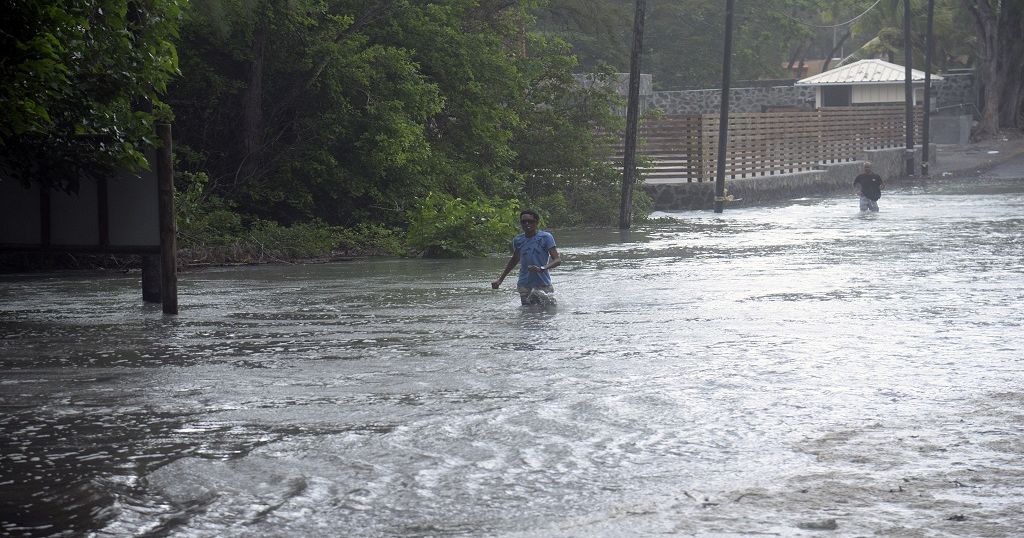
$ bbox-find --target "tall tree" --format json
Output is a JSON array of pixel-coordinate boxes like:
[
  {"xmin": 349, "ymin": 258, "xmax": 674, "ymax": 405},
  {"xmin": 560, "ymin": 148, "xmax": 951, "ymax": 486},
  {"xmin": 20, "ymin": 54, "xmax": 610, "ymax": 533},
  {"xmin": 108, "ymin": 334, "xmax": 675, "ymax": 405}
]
[
  {"xmin": 170, "ymin": 0, "xmax": 622, "ymax": 226},
  {"xmin": 963, "ymin": 0, "xmax": 1024, "ymax": 135},
  {"xmin": 0, "ymin": 0, "xmax": 183, "ymax": 192},
  {"xmin": 532, "ymin": 0, "xmax": 631, "ymax": 71},
  {"xmin": 840, "ymin": 0, "xmax": 971, "ymax": 70}
]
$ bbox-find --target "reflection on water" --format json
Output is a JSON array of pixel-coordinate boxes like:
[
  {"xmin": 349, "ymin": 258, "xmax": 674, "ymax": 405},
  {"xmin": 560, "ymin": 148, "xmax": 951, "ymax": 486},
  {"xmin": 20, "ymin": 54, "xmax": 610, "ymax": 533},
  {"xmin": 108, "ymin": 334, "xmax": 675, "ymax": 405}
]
[{"xmin": 2, "ymin": 175, "xmax": 1024, "ymax": 536}]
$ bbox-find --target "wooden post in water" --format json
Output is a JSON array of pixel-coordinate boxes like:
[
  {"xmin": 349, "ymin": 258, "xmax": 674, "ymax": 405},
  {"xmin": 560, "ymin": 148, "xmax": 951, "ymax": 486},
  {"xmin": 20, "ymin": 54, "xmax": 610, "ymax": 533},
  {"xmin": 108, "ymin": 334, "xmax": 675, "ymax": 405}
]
[
  {"xmin": 619, "ymin": 0, "xmax": 646, "ymax": 230},
  {"xmin": 921, "ymin": 0, "xmax": 934, "ymax": 177},
  {"xmin": 714, "ymin": 0, "xmax": 735, "ymax": 214},
  {"xmin": 156, "ymin": 124, "xmax": 178, "ymax": 315},
  {"xmin": 903, "ymin": 0, "xmax": 915, "ymax": 177}
]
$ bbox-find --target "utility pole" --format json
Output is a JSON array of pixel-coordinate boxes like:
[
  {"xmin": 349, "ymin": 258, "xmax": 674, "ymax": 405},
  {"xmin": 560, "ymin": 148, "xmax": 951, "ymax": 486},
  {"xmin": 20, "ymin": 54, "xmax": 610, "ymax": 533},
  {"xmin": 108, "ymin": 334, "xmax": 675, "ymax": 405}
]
[
  {"xmin": 714, "ymin": 0, "xmax": 735, "ymax": 214},
  {"xmin": 619, "ymin": 0, "xmax": 646, "ymax": 230},
  {"xmin": 922, "ymin": 0, "xmax": 934, "ymax": 176},
  {"xmin": 903, "ymin": 0, "xmax": 915, "ymax": 177}
]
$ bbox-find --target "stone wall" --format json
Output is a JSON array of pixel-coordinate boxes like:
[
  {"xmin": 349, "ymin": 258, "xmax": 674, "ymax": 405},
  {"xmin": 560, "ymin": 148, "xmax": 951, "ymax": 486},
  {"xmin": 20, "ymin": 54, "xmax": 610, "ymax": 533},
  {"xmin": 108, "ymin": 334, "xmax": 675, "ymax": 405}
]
[
  {"xmin": 647, "ymin": 85, "xmax": 816, "ymax": 115},
  {"xmin": 933, "ymin": 72, "xmax": 976, "ymax": 114},
  {"xmin": 643, "ymin": 145, "xmax": 933, "ymax": 211},
  {"xmin": 640, "ymin": 73, "xmax": 975, "ymax": 116}
]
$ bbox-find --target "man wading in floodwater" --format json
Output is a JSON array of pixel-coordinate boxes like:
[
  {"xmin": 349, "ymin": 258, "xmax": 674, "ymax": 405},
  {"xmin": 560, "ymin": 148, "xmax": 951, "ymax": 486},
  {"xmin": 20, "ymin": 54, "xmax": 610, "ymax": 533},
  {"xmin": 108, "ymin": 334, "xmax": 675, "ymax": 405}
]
[
  {"xmin": 854, "ymin": 162, "xmax": 884, "ymax": 212},
  {"xmin": 492, "ymin": 210, "xmax": 561, "ymax": 306}
]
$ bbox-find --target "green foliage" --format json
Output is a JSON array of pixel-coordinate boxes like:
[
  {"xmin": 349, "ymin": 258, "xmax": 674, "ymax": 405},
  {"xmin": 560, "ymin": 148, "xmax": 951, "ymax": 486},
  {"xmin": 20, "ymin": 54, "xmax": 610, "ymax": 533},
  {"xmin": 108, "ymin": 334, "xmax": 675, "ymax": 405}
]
[
  {"xmin": 512, "ymin": 44, "xmax": 629, "ymax": 226},
  {"xmin": 170, "ymin": 0, "xmax": 637, "ymax": 240},
  {"xmin": 175, "ymin": 213, "xmax": 405, "ymax": 264},
  {"xmin": 175, "ymin": 171, "xmax": 243, "ymax": 248},
  {"xmin": 171, "ymin": 0, "xmax": 525, "ymax": 225},
  {"xmin": 247, "ymin": 220, "xmax": 341, "ymax": 259},
  {"xmin": 530, "ymin": 165, "xmax": 652, "ymax": 227},
  {"xmin": 0, "ymin": 0, "xmax": 183, "ymax": 192},
  {"xmin": 844, "ymin": 0, "xmax": 975, "ymax": 70},
  {"xmin": 405, "ymin": 193, "xmax": 519, "ymax": 258},
  {"xmin": 176, "ymin": 0, "xmax": 623, "ymax": 261},
  {"xmin": 335, "ymin": 224, "xmax": 404, "ymax": 256},
  {"xmin": 532, "ymin": 0, "xmax": 630, "ymax": 71},
  {"xmin": 175, "ymin": 170, "xmax": 404, "ymax": 263}
]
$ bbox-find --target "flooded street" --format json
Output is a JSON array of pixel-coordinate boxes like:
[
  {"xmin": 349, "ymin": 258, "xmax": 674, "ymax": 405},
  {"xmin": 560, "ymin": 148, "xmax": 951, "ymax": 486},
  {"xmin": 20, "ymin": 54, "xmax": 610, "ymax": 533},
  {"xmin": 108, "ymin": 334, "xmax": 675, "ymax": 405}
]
[{"xmin": 3, "ymin": 161, "xmax": 1024, "ymax": 536}]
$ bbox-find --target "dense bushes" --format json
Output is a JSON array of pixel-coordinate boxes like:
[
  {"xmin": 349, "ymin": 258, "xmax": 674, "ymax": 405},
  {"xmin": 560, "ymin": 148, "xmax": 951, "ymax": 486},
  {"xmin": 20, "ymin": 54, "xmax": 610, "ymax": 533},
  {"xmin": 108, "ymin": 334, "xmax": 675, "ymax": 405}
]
[
  {"xmin": 161, "ymin": 2, "xmax": 816, "ymax": 261},
  {"xmin": 166, "ymin": 1, "xmax": 645, "ymax": 260},
  {"xmin": 175, "ymin": 171, "xmax": 403, "ymax": 264},
  {"xmin": 405, "ymin": 193, "xmax": 518, "ymax": 257}
]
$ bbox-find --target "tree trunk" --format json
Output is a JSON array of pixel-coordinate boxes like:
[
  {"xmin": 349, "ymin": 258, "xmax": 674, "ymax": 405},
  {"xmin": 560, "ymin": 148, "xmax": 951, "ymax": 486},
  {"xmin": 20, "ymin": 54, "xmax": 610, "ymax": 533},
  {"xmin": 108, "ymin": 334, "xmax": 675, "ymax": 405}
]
[
  {"xmin": 787, "ymin": 40, "xmax": 806, "ymax": 72},
  {"xmin": 821, "ymin": 29, "xmax": 852, "ymax": 72},
  {"xmin": 996, "ymin": 0, "xmax": 1024, "ymax": 129},
  {"xmin": 239, "ymin": 19, "xmax": 267, "ymax": 186},
  {"xmin": 965, "ymin": 0, "xmax": 1001, "ymax": 136}
]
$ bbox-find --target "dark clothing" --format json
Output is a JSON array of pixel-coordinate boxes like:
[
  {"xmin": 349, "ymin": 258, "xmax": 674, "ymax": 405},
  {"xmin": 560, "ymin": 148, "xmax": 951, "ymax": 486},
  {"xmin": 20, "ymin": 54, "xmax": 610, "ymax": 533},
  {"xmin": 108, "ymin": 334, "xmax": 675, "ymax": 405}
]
[{"xmin": 854, "ymin": 173, "xmax": 883, "ymax": 201}]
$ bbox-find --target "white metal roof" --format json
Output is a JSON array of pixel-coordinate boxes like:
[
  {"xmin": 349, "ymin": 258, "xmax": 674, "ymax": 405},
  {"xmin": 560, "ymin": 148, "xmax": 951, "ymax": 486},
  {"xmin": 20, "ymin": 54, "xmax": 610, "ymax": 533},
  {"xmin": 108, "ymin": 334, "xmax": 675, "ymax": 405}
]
[{"xmin": 796, "ymin": 59, "xmax": 942, "ymax": 86}]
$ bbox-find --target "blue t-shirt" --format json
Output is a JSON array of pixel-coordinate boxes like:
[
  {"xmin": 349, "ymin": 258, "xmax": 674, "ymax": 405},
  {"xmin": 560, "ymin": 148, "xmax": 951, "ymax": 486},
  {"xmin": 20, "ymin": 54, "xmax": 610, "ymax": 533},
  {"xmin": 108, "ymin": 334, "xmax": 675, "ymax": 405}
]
[{"xmin": 513, "ymin": 231, "xmax": 556, "ymax": 288}]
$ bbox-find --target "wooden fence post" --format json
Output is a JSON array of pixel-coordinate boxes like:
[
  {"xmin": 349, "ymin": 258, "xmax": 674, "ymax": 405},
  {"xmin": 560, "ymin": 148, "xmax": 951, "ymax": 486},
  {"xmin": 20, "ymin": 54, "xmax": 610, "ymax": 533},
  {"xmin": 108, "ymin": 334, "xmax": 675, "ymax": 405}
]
[{"xmin": 687, "ymin": 116, "xmax": 702, "ymax": 182}]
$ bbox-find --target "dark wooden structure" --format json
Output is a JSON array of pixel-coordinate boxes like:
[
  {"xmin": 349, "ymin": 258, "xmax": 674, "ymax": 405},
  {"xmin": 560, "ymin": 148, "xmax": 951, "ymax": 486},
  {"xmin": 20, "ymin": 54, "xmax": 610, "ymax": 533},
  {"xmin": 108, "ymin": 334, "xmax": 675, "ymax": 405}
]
[{"xmin": 0, "ymin": 125, "xmax": 179, "ymax": 314}]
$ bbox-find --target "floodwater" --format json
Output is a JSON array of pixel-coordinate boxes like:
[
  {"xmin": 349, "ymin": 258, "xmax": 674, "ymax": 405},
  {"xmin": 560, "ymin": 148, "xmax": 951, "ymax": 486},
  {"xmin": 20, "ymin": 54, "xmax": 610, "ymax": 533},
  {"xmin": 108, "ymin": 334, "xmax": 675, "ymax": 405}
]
[{"xmin": 2, "ymin": 163, "xmax": 1024, "ymax": 537}]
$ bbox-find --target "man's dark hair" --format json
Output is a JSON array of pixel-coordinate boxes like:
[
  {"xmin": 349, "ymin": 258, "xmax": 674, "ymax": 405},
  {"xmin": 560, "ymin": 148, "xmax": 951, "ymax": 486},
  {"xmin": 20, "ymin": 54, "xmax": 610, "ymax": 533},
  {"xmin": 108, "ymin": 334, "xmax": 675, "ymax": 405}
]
[{"xmin": 520, "ymin": 209, "xmax": 540, "ymax": 222}]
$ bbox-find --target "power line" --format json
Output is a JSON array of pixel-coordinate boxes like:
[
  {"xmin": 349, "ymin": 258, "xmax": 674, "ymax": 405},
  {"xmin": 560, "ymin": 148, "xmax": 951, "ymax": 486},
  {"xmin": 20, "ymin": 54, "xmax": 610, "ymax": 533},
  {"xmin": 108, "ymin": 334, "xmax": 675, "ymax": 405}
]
[{"xmin": 783, "ymin": 0, "xmax": 885, "ymax": 29}]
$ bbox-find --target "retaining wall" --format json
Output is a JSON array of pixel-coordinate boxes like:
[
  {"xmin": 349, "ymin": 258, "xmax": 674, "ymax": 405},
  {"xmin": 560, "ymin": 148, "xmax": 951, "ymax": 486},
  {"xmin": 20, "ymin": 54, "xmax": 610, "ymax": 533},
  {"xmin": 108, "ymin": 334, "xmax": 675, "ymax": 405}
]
[
  {"xmin": 644, "ymin": 145, "xmax": 934, "ymax": 211},
  {"xmin": 643, "ymin": 73, "xmax": 975, "ymax": 116},
  {"xmin": 647, "ymin": 86, "xmax": 816, "ymax": 115},
  {"xmin": 933, "ymin": 72, "xmax": 976, "ymax": 113}
]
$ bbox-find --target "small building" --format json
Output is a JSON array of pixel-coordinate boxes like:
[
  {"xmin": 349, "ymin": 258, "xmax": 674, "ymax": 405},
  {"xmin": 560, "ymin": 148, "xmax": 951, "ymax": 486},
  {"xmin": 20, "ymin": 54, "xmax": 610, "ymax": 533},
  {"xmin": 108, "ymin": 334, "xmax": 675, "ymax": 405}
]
[{"xmin": 796, "ymin": 59, "xmax": 941, "ymax": 109}]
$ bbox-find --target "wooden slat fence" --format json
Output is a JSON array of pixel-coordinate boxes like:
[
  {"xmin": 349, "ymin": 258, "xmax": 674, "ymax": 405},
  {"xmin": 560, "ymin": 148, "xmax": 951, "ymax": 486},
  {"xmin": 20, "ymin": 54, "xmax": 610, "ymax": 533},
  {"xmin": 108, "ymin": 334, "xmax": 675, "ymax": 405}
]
[
  {"xmin": 607, "ymin": 105, "xmax": 923, "ymax": 182},
  {"xmin": 601, "ymin": 116, "xmax": 703, "ymax": 183}
]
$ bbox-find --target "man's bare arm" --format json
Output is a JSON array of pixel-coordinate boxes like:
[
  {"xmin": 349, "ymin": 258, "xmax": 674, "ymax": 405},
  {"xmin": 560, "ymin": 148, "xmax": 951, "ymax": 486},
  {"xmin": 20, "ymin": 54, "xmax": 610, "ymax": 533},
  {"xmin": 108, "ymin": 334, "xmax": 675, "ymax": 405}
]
[{"xmin": 492, "ymin": 253, "xmax": 520, "ymax": 289}]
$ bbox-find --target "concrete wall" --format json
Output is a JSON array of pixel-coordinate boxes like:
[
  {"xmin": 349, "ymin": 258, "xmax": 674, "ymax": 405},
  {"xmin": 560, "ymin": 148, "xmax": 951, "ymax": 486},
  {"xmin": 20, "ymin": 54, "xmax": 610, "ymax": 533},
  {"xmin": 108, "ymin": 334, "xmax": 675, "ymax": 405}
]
[
  {"xmin": 930, "ymin": 115, "xmax": 971, "ymax": 145},
  {"xmin": 643, "ymin": 145, "xmax": 934, "ymax": 211}
]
